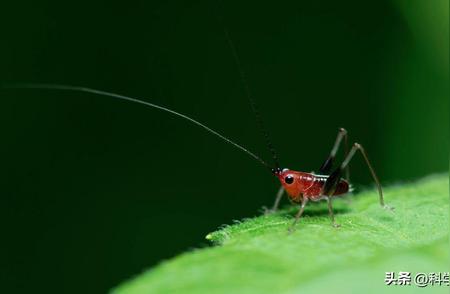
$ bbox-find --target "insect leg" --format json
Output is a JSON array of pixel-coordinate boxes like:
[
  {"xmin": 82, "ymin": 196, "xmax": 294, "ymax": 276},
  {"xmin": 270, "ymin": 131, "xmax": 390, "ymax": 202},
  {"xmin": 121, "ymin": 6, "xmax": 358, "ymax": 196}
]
[
  {"xmin": 288, "ymin": 196, "xmax": 309, "ymax": 233},
  {"xmin": 268, "ymin": 186, "xmax": 284, "ymax": 213},
  {"xmin": 326, "ymin": 196, "xmax": 340, "ymax": 227},
  {"xmin": 265, "ymin": 186, "xmax": 284, "ymax": 214},
  {"xmin": 323, "ymin": 143, "xmax": 392, "ymax": 210},
  {"xmin": 319, "ymin": 128, "xmax": 349, "ymax": 180}
]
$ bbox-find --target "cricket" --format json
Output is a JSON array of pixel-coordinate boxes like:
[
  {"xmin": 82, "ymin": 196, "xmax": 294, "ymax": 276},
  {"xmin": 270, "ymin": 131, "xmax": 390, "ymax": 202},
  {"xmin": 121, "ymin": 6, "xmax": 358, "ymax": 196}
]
[
  {"xmin": 5, "ymin": 81, "xmax": 392, "ymax": 232},
  {"xmin": 4, "ymin": 26, "xmax": 393, "ymax": 232}
]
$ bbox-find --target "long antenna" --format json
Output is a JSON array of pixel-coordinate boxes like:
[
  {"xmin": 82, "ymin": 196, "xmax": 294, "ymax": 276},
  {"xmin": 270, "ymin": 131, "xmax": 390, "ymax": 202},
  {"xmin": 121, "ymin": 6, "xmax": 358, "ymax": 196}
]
[
  {"xmin": 4, "ymin": 84, "xmax": 272, "ymax": 170},
  {"xmin": 218, "ymin": 13, "xmax": 281, "ymax": 172}
]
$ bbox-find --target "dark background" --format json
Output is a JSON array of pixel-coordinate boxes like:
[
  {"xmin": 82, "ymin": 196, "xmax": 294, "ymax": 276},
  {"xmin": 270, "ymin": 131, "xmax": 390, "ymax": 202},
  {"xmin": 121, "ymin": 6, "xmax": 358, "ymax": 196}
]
[{"xmin": 0, "ymin": 0, "xmax": 448, "ymax": 293}]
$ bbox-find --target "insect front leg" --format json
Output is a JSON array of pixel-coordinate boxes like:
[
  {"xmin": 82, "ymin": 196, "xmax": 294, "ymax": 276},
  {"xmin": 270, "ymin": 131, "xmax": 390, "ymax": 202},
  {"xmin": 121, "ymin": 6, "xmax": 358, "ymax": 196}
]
[
  {"xmin": 288, "ymin": 195, "xmax": 309, "ymax": 233},
  {"xmin": 265, "ymin": 185, "xmax": 284, "ymax": 214}
]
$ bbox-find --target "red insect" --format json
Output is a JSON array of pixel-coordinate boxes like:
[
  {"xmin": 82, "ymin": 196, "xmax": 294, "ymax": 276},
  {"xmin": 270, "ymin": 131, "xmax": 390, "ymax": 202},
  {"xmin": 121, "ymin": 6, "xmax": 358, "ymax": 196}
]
[
  {"xmin": 270, "ymin": 128, "xmax": 392, "ymax": 230},
  {"xmin": 6, "ymin": 84, "xmax": 392, "ymax": 231}
]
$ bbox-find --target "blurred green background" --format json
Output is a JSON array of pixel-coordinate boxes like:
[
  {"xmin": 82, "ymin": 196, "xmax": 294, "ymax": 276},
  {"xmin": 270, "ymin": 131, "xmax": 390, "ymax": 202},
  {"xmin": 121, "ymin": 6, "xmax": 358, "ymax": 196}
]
[{"xmin": 0, "ymin": 0, "xmax": 447, "ymax": 293}]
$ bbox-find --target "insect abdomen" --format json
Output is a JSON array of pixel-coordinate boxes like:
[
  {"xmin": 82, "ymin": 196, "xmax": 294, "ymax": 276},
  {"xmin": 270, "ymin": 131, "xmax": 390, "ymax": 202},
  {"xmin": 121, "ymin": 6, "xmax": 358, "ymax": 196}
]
[{"xmin": 333, "ymin": 179, "xmax": 349, "ymax": 195}]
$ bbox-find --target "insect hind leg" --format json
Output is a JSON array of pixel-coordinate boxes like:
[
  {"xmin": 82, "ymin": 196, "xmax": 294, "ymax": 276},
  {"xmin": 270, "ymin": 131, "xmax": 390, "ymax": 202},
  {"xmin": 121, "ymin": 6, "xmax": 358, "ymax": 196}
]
[
  {"xmin": 319, "ymin": 128, "xmax": 349, "ymax": 180},
  {"xmin": 323, "ymin": 142, "xmax": 393, "ymax": 210}
]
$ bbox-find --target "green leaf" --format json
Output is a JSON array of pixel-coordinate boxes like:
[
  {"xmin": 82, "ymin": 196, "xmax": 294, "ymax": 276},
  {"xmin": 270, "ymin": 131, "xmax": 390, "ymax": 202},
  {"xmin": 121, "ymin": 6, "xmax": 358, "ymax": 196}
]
[{"xmin": 112, "ymin": 174, "xmax": 449, "ymax": 294}]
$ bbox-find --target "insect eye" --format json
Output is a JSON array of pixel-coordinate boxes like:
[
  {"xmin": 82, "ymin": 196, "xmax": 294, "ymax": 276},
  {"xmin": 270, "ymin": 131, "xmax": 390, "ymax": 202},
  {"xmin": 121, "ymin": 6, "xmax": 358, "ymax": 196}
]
[{"xmin": 284, "ymin": 175, "xmax": 294, "ymax": 184}]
